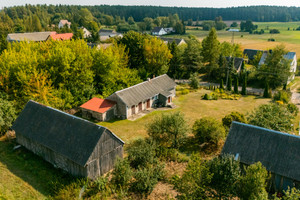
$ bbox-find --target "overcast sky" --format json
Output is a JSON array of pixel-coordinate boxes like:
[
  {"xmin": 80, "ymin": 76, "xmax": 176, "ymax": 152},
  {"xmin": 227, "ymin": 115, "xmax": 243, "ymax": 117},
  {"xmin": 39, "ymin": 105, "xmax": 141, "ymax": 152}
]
[{"xmin": 1, "ymin": 0, "xmax": 300, "ymax": 8}]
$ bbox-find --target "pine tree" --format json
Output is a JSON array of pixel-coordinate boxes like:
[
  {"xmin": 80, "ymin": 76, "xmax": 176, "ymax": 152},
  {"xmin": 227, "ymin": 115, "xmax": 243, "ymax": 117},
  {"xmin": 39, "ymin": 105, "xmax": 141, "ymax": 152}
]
[
  {"xmin": 227, "ymin": 75, "xmax": 232, "ymax": 91},
  {"xmin": 234, "ymin": 77, "xmax": 239, "ymax": 94},
  {"xmin": 201, "ymin": 28, "xmax": 220, "ymax": 66},
  {"xmin": 241, "ymin": 73, "xmax": 247, "ymax": 95}
]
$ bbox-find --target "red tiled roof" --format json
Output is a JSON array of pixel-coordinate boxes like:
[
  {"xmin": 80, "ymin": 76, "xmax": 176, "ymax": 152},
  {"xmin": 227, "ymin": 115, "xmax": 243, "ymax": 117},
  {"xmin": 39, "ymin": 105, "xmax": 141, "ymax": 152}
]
[
  {"xmin": 49, "ymin": 33, "xmax": 73, "ymax": 40},
  {"xmin": 80, "ymin": 98, "xmax": 116, "ymax": 114}
]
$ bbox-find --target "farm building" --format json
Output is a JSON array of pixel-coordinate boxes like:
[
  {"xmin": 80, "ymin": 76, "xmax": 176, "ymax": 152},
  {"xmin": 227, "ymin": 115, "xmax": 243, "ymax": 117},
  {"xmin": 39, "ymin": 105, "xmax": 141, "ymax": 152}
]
[
  {"xmin": 7, "ymin": 31, "xmax": 56, "ymax": 42},
  {"xmin": 151, "ymin": 27, "xmax": 168, "ymax": 36},
  {"xmin": 58, "ymin": 19, "xmax": 71, "ymax": 29},
  {"xmin": 98, "ymin": 29, "xmax": 123, "ymax": 41},
  {"xmin": 106, "ymin": 74, "xmax": 176, "ymax": 119},
  {"xmin": 12, "ymin": 100, "xmax": 124, "ymax": 179},
  {"xmin": 222, "ymin": 121, "xmax": 300, "ymax": 191},
  {"xmin": 80, "ymin": 97, "xmax": 116, "ymax": 121}
]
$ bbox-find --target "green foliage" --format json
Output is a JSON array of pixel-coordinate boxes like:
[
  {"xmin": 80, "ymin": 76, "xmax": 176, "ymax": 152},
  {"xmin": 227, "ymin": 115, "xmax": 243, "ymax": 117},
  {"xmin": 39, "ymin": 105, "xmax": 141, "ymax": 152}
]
[
  {"xmin": 273, "ymin": 90, "xmax": 291, "ymax": 103},
  {"xmin": 193, "ymin": 117, "xmax": 226, "ymax": 145},
  {"xmin": 222, "ymin": 111, "xmax": 246, "ymax": 130},
  {"xmin": 127, "ymin": 139, "xmax": 156, "ymax": 169},
  {"xmin": 202, "ymin": 93, "xmax": 218, "ymax": 100},
  {"xmin": 240, "ymin": 20, "xmax": 258, "ymax": 32},
  {"xmin": 111, "ymin": 158, "xmax": 132, "ymax": 190},
  {"xmin": 270, "ymin": 29, "xmax": 280, "ymax": 34},
  {"xmin": 201, "ymin": 28, "xmax": 220, "ymax": 66},
  {"xmin": 219, "ymin": 42, "xmax": 243, "ymax": 58},
  {"xmin": 189, "ymin": 73, "xmax": 199, "ymax": 89},
  {"xmin": 236, "ymin": 162, "xmax": 268, "ymax": 200},
  {"xmin": 180, "ymin": 89, "xmax": 190, "ymax": 95},
  {"xmin": 247, "ymin": 103, "xmax": 295, "ymax": 132},
  {"xmin": 263, "ymin": 81, "xmax": 272, "ymax": 98},
  {"xmin": 274, "ymin": 187, "xmax": 300, "ymax": 200},
  {"xmin": 220, "ymin": 79, "xmax": 224, "ymax": 90},
  {"xmin": 0, "ymin": 98, "xmax": 16, "ymax": 135},
  {"xmin": 167, "ymin": 41, "xmax": 183, "ymax": 79},
  {"xmin": 234, "ymin": 77, "xmax": 239, "ymax": 94},
  {"xmin": 227, "ymin": 75, "xmax": 232, "ymax": 91},
  {"xmin": 146, "ymin": 111, "xmax": 188, "ymax": 148},
  {"xmin": 287, "ymin": 103, "xmax": 299, "ymax": 116},
  {"xmin": 173, "ymin": 155, "xmax": 213, "ymax": 199},
  {"xmin": 241, "ymin": 73, "xmax": 247, "ymax": 95},
  {"xmin": 208, "ymin": 154, "xmax": 240, "ymax": 198}
]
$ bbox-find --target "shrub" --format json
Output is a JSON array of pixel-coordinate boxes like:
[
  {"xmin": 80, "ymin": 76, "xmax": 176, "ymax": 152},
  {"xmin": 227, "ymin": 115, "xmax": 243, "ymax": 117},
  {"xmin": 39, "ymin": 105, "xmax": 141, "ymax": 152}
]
[
  {"xmin": 189, "ymin": 73, "xmax": 199, "ymax": 89},
  {"xmin": 181, "ymin": 89, "xmax": 189, "ymax": 95},
  {"xmin": 127, "ymin": 139, "xmax": 156, "ymax": 169},
  {"xmin": 146, "ymin": 112, "xmax": 188, "ymax": 148},
  {"xmin": 273, "ymin": 90, "xmax": 291, "ymax": 103},
  {"xmin": 202, "ymin": 92, "xmax": 218, "ymax": 100},
  {"xmin": 268, "ymin": 38, "xmax": 276, "ymax": 41},
  {"xmin": 222, "ymin": 112, "xmax": 246, "ymax": 130},
  {"xmin": 287, "ymin": 103, "xmax": 299, "ymax": 116},
  {"xmin": 111, "ymin": 158, "xmax": 132, "ymax": 190},
  {"xmin": 0, "ymin": 98, "xmax": 17, "ymax": 136},
  {"xmin": 270, "ymin": 29, "xmax": 280, "ymax": 34},
  {"xmin": 236, "ymin": 162, "xmax": 268, "ymax": 200},
  {"xmin": 263, "ymin": 81, "xmax": 272, "ymax": 98},
  {"xmin": 193, "ymin": 117, "xmax": 226, "ymax": 145}
]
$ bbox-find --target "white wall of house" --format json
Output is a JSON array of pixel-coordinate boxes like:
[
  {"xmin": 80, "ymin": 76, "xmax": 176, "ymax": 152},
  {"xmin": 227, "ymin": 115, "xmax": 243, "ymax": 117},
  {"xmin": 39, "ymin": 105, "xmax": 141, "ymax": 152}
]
[{"xmin": 152, "ymin": 29, "xmax": 167, "ymax": 36}]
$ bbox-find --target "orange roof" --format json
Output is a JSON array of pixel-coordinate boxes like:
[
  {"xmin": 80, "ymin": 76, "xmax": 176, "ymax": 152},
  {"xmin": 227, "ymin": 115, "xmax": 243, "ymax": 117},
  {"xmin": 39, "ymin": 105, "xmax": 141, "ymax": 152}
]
[
  {"xmin": 49, "ymin": 33, "xmax": 73, "ymax": 40},
  {"xmin": 80, "ymin": 98, "xmax": 116, "ymax": 113}
]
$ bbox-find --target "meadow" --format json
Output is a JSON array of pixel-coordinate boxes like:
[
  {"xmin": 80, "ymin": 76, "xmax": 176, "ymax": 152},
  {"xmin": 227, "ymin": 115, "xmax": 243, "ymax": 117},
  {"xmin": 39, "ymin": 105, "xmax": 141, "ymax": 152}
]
[{"xmin": 182, "ymin": 21, "xmax": 300, "ymax": 56}]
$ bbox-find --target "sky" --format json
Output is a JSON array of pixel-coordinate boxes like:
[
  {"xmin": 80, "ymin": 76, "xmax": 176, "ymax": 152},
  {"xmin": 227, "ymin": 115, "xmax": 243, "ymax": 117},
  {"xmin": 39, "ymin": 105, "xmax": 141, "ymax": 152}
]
[{"xmin": 1, "ymin": 0, "xmax": 300, "ymax": 8}]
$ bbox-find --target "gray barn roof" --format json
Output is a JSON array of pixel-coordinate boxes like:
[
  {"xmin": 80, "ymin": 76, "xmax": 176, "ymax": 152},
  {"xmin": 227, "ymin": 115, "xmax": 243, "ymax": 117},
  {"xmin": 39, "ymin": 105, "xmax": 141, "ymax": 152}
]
[
  {"xmin": 243, "ymin": 49, "xmax": 263, "ymax": 61},
  {"xmin": 12, "ymin": 100, "xmax": 124, "ymax": 167},
  {"xmin": 7, "ymin": 32, "xmax": 56, "ymax": 42},
  {"xmin": 152, "ymin": 27, "xmax": 164, "ymax": 32},
  {"xmin": 222, "ymin": 121, "xmax": 300, "ymax": 181},
  {"xmin": 112, "ymin": 74, "xmax": 176, "ymax": 106}
]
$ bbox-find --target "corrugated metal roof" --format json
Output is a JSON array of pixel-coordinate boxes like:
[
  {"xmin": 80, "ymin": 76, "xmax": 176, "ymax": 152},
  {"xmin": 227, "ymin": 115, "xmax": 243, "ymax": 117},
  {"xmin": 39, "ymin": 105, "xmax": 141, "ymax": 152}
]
[
  {"xmin": 222, "ymin": 122, "xmax": 300, "ymax": 181},
  {"xmin": 12, "ymin": 100, "xmax": 124, "ymax": 167},
  {"xmin": 111, "ymin": 74, "xmax": 176, "ymax": 106},
  {"xmin": 7, "ymin": 32, "xmax": 57, "ymax": 42},
  {"xmin": 259, "ymin": 51, "xmax": 296, "ymax": 65},
  {"xmin": 152, "ymin": 27, "xmax": 164, "ymax": 32}
]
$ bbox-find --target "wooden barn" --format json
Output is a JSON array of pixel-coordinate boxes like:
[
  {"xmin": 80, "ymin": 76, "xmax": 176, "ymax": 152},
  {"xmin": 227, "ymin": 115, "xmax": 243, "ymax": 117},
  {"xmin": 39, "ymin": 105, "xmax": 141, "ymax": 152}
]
[
  {"xmin": 106, "ymin": 74, "xmax": 176, "ymax": 119},
  {"xmin": 12, "ymin": 100, "xmax": 124, "ymax": 179},
  {"xmin": 222, "ymin": 121, "xmax": 300, "ymax": 191},
  {"xmin": 80, "ymin": 97, "xmax": 116, "ymax": 122}
]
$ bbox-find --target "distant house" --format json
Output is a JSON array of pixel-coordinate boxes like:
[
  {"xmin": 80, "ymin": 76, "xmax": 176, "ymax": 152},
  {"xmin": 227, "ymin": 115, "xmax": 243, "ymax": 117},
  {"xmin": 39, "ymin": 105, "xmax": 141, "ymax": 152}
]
[
  {"xmin": 47, "ymin": 33, "xmax": 73, "ymax": 40},
  {"xmin": 7, "ymin": 32, "xmax": 56, "ymax": 42},
  {"xmin": 164, "ymin": 27, "xmax": 175, "ymax": 34},
  {"xmin": 79, "ymin": 27, "xmax": 92, "ymax": 38},
  {"xmin": 222, "ymin": 121, "xmax": 300, "ymax": 191},
  {"xmin": 259, "ymin": 51, "xmax": 297, "ymax": 83},
  {"xmin": 152, "ymin": 27, "xmax": 167, "ymax": 36},
  {"xmin": 160, "ymin": 37, "xmax": 186, "ymax": 46},
  {"xmin": 12, "ymin": 100, "xmax": 124, "ymax": 179},
  {"xmin": 80, "ymin": 97, "xmax": 116, "ymax": 121},
  {"xmin": 243, "ymin": 49, "xmax": 263, "ymax": 62},
  {"xmin": 225, "ymin": 57, "xmax": 244, "ymax": 73},
  {"xmin": 98, "ymin": 29, "xmax": 123, "ymax": 41},
  {"xmin": 106, "ymin": 74, "xmax": 176, "ymax": 119},
  {"xmin": 58, "ymin": 20, "xmax": 71, "ymax": 29}
]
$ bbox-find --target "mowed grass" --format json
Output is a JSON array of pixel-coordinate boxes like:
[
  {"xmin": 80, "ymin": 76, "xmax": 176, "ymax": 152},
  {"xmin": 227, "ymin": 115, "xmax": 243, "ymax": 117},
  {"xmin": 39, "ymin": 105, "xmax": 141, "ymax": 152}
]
[
  {"xmin": 181, "ymin": 22, "xmax": 300, "ymax": 55},
  {"xmin": 99, "ymin": 89, "xmax": 270, "ymax": 144}
]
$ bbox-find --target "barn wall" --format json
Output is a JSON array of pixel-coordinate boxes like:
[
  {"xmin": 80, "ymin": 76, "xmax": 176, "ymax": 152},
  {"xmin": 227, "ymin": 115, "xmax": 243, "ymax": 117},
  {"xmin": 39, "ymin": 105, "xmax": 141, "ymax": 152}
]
[
  {"xmin": 107, "ymin": 94, "xmax": 127, "ymax": 119},
  {"xmin": 16, "ymin": 133, "xmax": 87, "ymax": 177},
  {"xmin": 87, "ymin": 130, "xmax": 123, "ymax": 179}
]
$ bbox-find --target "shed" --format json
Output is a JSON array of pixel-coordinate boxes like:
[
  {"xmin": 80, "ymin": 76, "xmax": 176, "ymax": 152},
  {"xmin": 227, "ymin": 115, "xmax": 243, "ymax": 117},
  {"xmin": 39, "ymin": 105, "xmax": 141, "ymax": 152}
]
[
  {"xmin": 80, "ymin": 97, "xmax": 116, "ymax": 121},
  {"xmin": 12, "ymin": 100, "xmax": 124, "ymax": 179},
  {"xmin": 222, "ymin": 121, "xmax": 300, "ymax": 191},
  {"xmin": 7, "ymin": 31, "xmax": 56, "ymax": 42}
]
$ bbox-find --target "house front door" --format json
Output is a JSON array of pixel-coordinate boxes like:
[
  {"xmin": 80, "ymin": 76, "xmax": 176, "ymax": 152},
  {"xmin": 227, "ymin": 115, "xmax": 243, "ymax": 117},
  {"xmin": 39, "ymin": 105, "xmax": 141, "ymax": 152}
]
[
  {"xmin": 147, "ymin": 99, "xmax": 150, "ymax": 108},
  {"xmin": 168, "ymin": 97, "xmax": 171, "ymax": 103},
  {"xmin": 131, "ymin": 105, "xmax": 135, "ymax": 115},
  {"xmin": 138, "ymin": 102, "xmax": 142, "ymax": 112}
]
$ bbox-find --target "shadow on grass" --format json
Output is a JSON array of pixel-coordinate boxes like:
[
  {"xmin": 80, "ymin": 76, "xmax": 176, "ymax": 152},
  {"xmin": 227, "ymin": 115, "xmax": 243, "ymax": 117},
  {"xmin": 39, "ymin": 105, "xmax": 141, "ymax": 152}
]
[{"xmin": 0, "ymin": 139, "xmax": 80, "ymax": 198}]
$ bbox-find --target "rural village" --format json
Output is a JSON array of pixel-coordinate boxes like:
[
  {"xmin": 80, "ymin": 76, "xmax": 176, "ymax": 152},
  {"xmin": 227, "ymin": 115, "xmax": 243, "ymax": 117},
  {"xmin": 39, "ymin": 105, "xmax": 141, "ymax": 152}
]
[{"xmin": 2, "ymin": 3, "xmax": 300, "ymax": 200}]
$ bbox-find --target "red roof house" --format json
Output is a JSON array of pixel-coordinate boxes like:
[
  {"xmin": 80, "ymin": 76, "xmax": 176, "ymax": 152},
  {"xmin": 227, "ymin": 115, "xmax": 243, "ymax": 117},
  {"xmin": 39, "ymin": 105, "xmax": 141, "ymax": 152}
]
[
  {"xmin": 48, "ymin": 33, "xmax": 73, "ymax": 41},
  {"xmin": 80, "ymin": 97, "xmax": 116, "ymax": 121}
]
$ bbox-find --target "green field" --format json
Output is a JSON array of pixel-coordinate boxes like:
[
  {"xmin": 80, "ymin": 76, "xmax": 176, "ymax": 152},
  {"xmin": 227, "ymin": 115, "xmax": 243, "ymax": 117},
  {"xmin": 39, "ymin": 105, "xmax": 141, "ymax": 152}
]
[{"xmin": 173, "ymin": 21, "xmax": 300, "ymax": 56}]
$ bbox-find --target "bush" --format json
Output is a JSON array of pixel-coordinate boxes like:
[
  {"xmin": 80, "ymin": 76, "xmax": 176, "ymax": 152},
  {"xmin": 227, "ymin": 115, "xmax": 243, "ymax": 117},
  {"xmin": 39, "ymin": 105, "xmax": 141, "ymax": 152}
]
[
  {"xmin": 111, "ymin": 158, "xmax": 132, "ymax": 190},
  {"xmin": 202, "ymin": 92, "xmax": 218, "ymax": 100},
  {"xmin": 193, "ymin": 117, "xmax": 226, "ymax": 145},
  {"xmin": 236, "ymin": 162, "xmax": 268, "ymax": 200},
  {"xmin": 268, "ymin": 38, "xmax": 276, "ymax": 41},
  {"xmin": 181, "ymin": 89, "xmax": 190, "ymax": 95},
  {"xmin": 0, "ymin": 98, "xmax": 17, "ymax": 136},
  {"xmin": 222, "ymin": 112, "xmax": 246, "ymax": 130},
  {"xmin": 270, "ymin": 29, "xmax": 280, "ymax": 34},
  {"xmin": 127, "ymin": 139, "xmax": 156, "ymax": 169},
  {"xmin": 189, "ymin": 73, "xmax": 199, "ymax": 89},
  {"xmin": 287, "ymin": 103, "xmax": 299, "ymax": 116},
  {"xmin": 273, "ymin": 90, "xmax": 291, "ymax": 103}
]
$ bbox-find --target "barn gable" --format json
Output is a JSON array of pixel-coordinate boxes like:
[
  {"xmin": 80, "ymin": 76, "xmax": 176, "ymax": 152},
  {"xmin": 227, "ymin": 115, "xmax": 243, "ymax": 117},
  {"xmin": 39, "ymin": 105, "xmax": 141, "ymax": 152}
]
[
  {"xmin": 222, "ymin": 121, "xmax": 300, "ymax": 182},
  {"xmin": 12, "ymin": 100, "xmax": 124, "ymax": 168}
]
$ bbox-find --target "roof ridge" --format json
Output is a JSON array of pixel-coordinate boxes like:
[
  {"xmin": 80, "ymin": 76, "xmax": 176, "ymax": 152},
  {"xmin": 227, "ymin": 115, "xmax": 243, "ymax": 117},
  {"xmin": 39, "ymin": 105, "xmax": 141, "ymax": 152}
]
[{"xmin": 115, "ymin": 74, "xmax": 167, "ymax": 94}]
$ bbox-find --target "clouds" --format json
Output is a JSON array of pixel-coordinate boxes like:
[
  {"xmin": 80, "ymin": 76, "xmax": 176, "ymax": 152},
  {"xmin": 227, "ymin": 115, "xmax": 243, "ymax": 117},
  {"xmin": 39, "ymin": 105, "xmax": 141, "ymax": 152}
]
[{"xmin": 1, "ymin": 0, "xmax": 300, "ymax": 8}]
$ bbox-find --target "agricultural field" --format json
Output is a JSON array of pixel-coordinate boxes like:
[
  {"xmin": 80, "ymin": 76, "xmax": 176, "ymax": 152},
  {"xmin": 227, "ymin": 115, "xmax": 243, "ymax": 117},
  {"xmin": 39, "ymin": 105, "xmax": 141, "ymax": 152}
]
[
  {"xmin": 0, "ymin": 88, "xmax": 271, "ymax": 199},
  {"xmin": 179, "ymin": 22, "xmax": 300, "ymax": 56}
]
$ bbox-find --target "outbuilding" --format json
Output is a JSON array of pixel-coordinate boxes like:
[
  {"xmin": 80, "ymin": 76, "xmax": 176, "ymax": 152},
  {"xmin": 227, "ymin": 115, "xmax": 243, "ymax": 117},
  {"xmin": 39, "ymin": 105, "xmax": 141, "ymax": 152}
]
[{"xmin": 12, "ymin": 100, "xmax": 124, "ymax": 179}]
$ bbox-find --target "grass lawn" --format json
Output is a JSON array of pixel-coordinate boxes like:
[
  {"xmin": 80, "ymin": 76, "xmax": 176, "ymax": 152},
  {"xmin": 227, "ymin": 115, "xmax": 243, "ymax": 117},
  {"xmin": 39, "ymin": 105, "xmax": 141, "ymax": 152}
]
[{"xmin": 99, "ymin": 89, "xmax": 271, "ymax": 144}]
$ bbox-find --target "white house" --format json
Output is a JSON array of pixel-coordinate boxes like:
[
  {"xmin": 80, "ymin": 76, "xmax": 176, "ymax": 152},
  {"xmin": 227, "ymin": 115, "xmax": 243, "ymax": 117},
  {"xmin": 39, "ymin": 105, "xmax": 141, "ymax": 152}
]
[
  {"xmin": 164, "ymin": 27, "xmax": 175, "ymax": 34},
  {"xmin": 259, "ymin": 51, "xmax": 297, "ymax": 83},
  {"xmin": 98, "ymin": 29, "xmax": 123, "ymax": 41},
  {"xmin": 58, "ymin": 20, "xmax": 71, "ymax": 29},
  {"xmin": 152, "ymin": 27, "xmax": 168, "ymax": 36},
  {"xmin": 79, "ymin": 27, "xmax": 92, "ymax": 38}
]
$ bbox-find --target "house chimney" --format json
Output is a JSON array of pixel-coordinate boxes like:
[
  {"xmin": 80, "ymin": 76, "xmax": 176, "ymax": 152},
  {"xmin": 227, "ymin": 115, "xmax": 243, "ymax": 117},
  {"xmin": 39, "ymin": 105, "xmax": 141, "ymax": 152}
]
[
  {"xmin": 147, "ymin": 78, "xmax": 151, "ymax": 82},
  {"xmin": 153, "ymin": 75, "xmax": 155, "ymax": 79}
]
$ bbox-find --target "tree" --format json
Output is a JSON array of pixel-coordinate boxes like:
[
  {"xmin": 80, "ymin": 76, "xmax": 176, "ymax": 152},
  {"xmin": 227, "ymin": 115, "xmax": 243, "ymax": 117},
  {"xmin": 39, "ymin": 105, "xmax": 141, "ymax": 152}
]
[
  {"xmin": 263, "ymin": 81, "xmax": 272, "ymax": 98},
  {"xmin": 0, "ymin": 98, "xmax": 16, "ymax": 135},
  {"xmin": 192, "ymin": 117, "xmax": 226, "ymax": 145},
  {"xmin": 167, "ymin": 41, "xmax": 182, "ymax": 79},
  {"xmin": 175, "ymin": 21, "xmax": 185, "ymax": 34},
  {"xmin": 234, "ymin": 76, "xmax": 239, "ymax": 94},
  {"xmin": 227, "ymin": 75, "xmax": 232, "ymax": 91},
  {"xmin": 240, "ymin": 20, "xmax": 257, "ymax": 32},
  {"xmin": 241, "ymin": 73, "xmax": 247, "ymax": 95},
  {"xmin": 201, "ymin": 28, "xmax": 220, "ymax": 66},
  {"xmin": 208, "ymin": 154, "xmax": 240, "ymax": 198},
  {"xmin": 220, "ymin": 79, "xmax": 224, "ymax": 90},
  {"xmin": 237, "ymin": 162, "xmax": 268, "ymax": 200},
  {"xmin": 222, "ymin": 112, "xmax": 246, "ymax": 130},
  {"xmin": 127, "ymin": 16, "xmax": 135, "ymax": 25},
  {"xmin": 147, "ymin": 112, "xmax": 188, "ymax": 148},
  {"xmin": 189, "ymin": 73, "xmax": 199, "ymax": 89},
  {"xmin": 111, "ymin": 158, "xmax": 132, "ymax": 190},
  {"xmin": 247, "ymin": 103, "xmax": 295, "ymax": 132},
  {"xmin": 32, "ymin": 15, "xmax": 42, "ymax": 32}
]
